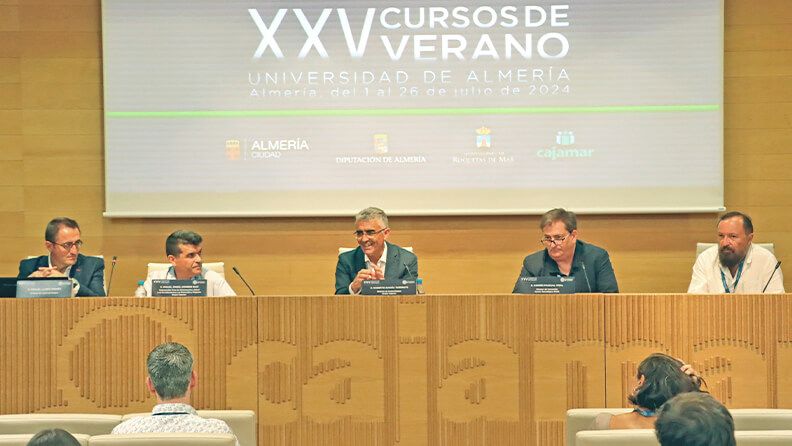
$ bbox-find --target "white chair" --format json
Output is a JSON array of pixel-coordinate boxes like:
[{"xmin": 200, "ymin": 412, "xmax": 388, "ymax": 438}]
[
  {"xmin": 0, "ymin": 414, "xmax": 122, "ymax": 436},
  {"xmin": 576, "ymin": 429, "xmax": 658, "ymax": 446},
  {"xmin": 88, "ymin": 433, "xmax": 236, "ymax": 446},
  {"xmin": 146, "ymin": 262, "xmax": 226, "ymax": 279},
  {"xmin": 338, "ymin": 247, "xmax": 413, "ymax": 255},
  {"xmin": 731, "ymin": 409, "xmax": 792, "ymax": 430},
  {"xmin": 121, "ymin": 410, "xmax": 254, "ymax": 446},
  {"xmin": 566, "ymin": 408, "xmax": 632, "ymax": 446},
  {"xmin": 735, "ymin": 430, "xmax": 792, "ymax": 445},
  {"xmin": 0, "ymin": 433, "xmax": 89, "ymax": 446},
  {"xmin": 695, "ymin": 243, "xmax": 775, "ymax": 258}
]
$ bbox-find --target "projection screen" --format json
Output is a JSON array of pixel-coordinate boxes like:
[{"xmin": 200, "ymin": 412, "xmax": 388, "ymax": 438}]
[{"xmin": 102, "ymin": 0, "xmax": 724, "ymax": 217}]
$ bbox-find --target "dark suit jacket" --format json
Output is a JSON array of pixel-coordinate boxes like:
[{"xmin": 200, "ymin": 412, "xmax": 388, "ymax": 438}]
[
  {"xmin": 512, "ymin": 240, "xmax": 618, "ymax": 293},
  {"xmin": 18, "ymin": 254, "xmax": 106, "ymax": 297},
  {"xmin": 335, "ymin": 242, "xmax": 418, "ymax": 295}
]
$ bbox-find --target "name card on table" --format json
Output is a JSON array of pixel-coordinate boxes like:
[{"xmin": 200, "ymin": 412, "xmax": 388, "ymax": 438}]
[
  {"xmin": 16, "ymin": 279, "xmax": 72, "ymax": 298},
  {"xmin": 152, "ymin": 279, "xmax": 208, "ymax": 297},
  {"xmin": 361, "ymin": 279, "xmax": 417, "ymax": 296},
  {"xmin": 514, "ymin": 276, "xmax": 575, "ymax": 294}
]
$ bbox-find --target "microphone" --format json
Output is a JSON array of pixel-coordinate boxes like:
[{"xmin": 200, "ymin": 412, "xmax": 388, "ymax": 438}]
[
  {"xmin": 232, "ymin": 266, "xmax": 257, "ymax": 295},
  {"xmin": 402, "ymin": 260, "xmax": 416, "ymax": 279},
  {"xmin": 761, "ymin": 261, "xmax": 782, "ymax": 293},
  {"xmin": 581, "ymin": 263, "xmax": 593, "ymax": 292},
  {"xmin": 106, "ymin": 256, "xmax": 117, "ymax": 296}
]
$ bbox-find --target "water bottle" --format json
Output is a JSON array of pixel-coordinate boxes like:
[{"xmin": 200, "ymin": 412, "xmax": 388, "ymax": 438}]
[
  {"xmin": 416, "ymin": 278, "xmax": 424, "ymax": 295},
  {"xmin": 134, "ymin": 280, "xmax": 146, "ymax": 297}
]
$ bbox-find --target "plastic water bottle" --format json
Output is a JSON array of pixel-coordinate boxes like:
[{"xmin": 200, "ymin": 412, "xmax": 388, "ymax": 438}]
[
  {"xmin": 416, "ymin": 278, "xmax": 424, "ymax": 295},
  {"xmin": 134, "ymin": 280, "xmax": 146, "ymax": 297}
]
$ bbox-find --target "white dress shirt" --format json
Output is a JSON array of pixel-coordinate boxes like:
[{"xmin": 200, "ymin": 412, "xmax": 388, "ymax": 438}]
[
  {"xmin": 349, "ymin": 243, "xmax": 388, "ymax": 295},
  {"xmin": 688, "ymin": 244, "xmax": 784, "ymax": 294}
]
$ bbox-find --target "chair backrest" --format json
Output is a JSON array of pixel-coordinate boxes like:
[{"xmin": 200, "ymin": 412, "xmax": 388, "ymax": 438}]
[
  {"xmin": 695, "ymin": 243, "xmax": 775, "ymax": 258},
  {"xmin": 0, "ymin": 433, "xmax": 90, "ymax": 446},
  {"xmin": 88, "ymin": 433, "xmax": 236, "ymax": 446},
  {"xmin": 338, "ymin": 247, "xmax": 413, "ymax": 255},
  {"xmin": 0, "ymin": 414, "xmax": 122, "ymax": 436},
  {"xmin": 121, "ymin": 411, "xmax": 254, "ymax": 446},
  {"xmin": 735, "ymin": 430, "xmax": 792, "ymax": 445},
  {"xmin": 566, "ymin": 408, "xmax": 633, "ymax": 446},
  {"xmin": 146, "ymin": 263, "xmax": 226, "ymax": 279},
  {"xmin": 731, "ymin": 409, "xmax": 792, "ymax": 430},
  {"xmin": 576, "ymin": 429, "xmax": 658, "ymax": 446}
]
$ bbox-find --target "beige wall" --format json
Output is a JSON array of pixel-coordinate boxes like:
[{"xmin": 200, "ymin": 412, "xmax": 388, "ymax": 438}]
[{"xmin": 1, "ymin": 0, "xmax": 790, "ymax": 295}]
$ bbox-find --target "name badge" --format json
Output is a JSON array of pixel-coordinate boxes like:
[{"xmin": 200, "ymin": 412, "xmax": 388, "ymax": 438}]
[
  {"xmin": 514, "ymin": 276, "xmax": 575, "ymax": 294},
  {"xmin": 152, "ymin": 279, "xmax": 208, "ymax": 297},
  {"xmin": 361, "ymin": 279, "xmax": 417, "ymax": 296},
  {"xmin": 16, "ymin": 279, "xmax": 72, "ymax": 298}
]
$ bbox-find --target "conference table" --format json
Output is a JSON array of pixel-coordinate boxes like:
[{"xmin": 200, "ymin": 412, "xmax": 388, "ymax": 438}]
[{"xmin": 1, "ymin": 294, "xmax": 790, "ymax": 446}]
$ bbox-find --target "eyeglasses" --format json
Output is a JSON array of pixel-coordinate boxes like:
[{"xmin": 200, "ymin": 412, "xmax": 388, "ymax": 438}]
[
  {"xmin": 540, "ymin": 234, "xmax": 570, "ymax": 246},
  {"xmin": 51, "ymin": 240, "xmax": 83, "ymax": 251},
  {"xmin": 354, "ymin": 228, "xmax": 387, "ymax": 239}
]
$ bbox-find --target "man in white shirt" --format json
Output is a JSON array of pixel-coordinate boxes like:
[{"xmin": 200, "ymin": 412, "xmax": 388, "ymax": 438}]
[
  {"xmin": 144, "ymin": 230, "xmax": 236, "ymax": 297},
  {"xmin": 111, "ymin": 342, "xmax": 239, "ymax": 446},
  {"xmin": 688, "ymin": 211, "xmax": 784, "ymax": 294}
]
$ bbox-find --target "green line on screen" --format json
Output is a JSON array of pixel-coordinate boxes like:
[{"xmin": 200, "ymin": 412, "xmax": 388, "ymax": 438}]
[{"xmin": 106, "ymin": 104, "xmax": 720, "ymax": 118}]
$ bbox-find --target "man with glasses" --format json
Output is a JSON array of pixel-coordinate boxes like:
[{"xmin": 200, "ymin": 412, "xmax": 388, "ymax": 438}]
[
  {"xmin": 335, "ymin": 207, "xmax": 418, "ymax": 294},
  {"xmin": 512, "ymin": 208, "xmax": 618, "ymax": 293},
  {"xmin": 17, "ymin": 217, "xmax": 106, "ymax": 296}
]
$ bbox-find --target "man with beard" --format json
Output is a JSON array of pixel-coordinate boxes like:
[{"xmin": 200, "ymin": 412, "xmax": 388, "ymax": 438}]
[{"xmin": 688, "ymin": 211, "xmax": 784, "ymax": 293}]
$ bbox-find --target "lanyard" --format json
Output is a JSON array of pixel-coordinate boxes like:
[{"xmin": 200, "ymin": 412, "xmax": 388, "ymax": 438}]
[{"xmin": 720, "ymin": 260, "xmax": 745, "ymax": 293}]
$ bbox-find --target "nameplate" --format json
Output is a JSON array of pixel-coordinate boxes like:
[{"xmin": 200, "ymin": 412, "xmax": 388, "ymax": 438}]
[
  {"xmin": 152, "ymin": 279, "xmax": 208, "ymax": 297},
  {"xmin": 361, "ymin": 279, "xmax": 417, "ymax": 296},
  {"xmin": 514, "ymin": 276, "xmax": 575, "ymax": 294},
  {"xmin": 16, "ymin": 279, "xmax": 72, "ymax": 298}
]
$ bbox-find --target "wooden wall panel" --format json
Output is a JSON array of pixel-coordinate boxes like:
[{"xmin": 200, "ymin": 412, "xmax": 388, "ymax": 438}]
[{"xmin": 3, "ymin": 295, "xmax": 790, "ymax": 446}]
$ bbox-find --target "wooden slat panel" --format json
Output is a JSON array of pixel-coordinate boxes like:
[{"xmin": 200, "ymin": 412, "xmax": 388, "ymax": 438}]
[
  {"xmin": 0, "ymin": 84, "xmax": 20, "ymax": 109},
  {"xmin": 23, "ymin": 158, "xmax": 102, "ymax": 186},
  {"xmin": 725, "ymin": 76, "xmax": 792, "ymax": 103},
  {"xmin": 24, "ymin": 185, "xmax": 102, "ymax": 211},
  {"xmin": 0, "ymin": 58, "xmax": 19, "ymax": 83},
  {"xmin": 725, "ymin": 51, "xmax": 792, "ymax": 77},
  {"xmin": 726, "ymin": 0, "xmax": 792, "ymax": 25},
  {"xmin": 18, "ymin": 4, "xmax": 99, "ymax": 32},
  {"xmin": 725, "ymin": 129, "xmax": 792, "ymax": 155},
  {"xmin": 0, "ymin": 110, "xmax": 21, "ymax": 133},
  {"xmin": 21, "ymin": 82, "xmax": 102, "ymax": 110},
  {"xmin": 19, "ymin": 31, "xmax": 100, "ymax": 58},
  {"xmin": 19, "ymin": 58, "xmax": 101, "ymax": 83},
  {"xmin": 725, "ymin": 154, "xmax": 792, "ymax": 180},
  {"xmin": 0, "ymin": 186, "xmax": 23, "ymax": 212},
  {"xmin": 0, "ymin": 160, "xmax": 23, "ymax": 185},
  {"xmin": 725, "ymin": 25, "xmax": 792, "ymax": 52},
  {"xmin": 0, "ymin": 5, "xmax": 18, "ymax": 31},
  {"xmin": 22, "ymin": 134, "xmax": 102, "ymax": 158},
  {"xmin": 724, "ymin": 102, "xmax": 792, "ymax": 129},
  {"xmin": 21, "ymin": 110, "xmax": 101, "ymax": 135},
  {"xmin": 0, "ymin": 32, "xmax": 20, "ymax": 57}
]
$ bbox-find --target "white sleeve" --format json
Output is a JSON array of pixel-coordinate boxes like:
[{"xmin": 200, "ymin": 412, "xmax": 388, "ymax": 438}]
[{"xmin": 687, "ymin": 253, "xmax": 711, "ymax": 293}]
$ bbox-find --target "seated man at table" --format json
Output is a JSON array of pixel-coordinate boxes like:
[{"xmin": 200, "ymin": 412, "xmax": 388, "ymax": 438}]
[
  {"xmin": 655, "ymin": 392, "xmax": 735, "ymax": 446},
  {"xmin": 143, "ymin": 230, "xmax": 235, "ymax": 297},
  {"xmin": 335, "ymin": 207, "xmax": 418, "ymax": 294},
  {"xmin": 111, "ymin": 342, "xmax": 239, "ymax": 445},
  {"xmin": 18, "ymin": 217, "xmax": 105, "ymax": 296},
  {"xmin": 688, "ymin": 211, "xmax": 784, "ymax": 293},
  {"xmin": 512, "ymin": 208, "xmax": 618, "ymax": 293}
]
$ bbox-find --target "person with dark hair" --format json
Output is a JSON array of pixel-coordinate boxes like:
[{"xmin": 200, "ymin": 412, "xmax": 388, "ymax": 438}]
[
  {"xmin": 512, "ymin": 208, "xmax": 618, "ymax": 293},
  {"xmin": 591, "ymin": 353, "xmax": 702, "ymax": 429},
  {"xmin": 111, "ymin": 342, "xmax": 239, "ymax": 445},
  {"xmin": 335, "ymin": 207, "xmax": 418, "ymax": 295},
  {"xmin": 142, "ymin": 230, "xmax": 235, "ymax": 296},
  {"xmin": 656, "ymin": 392, "xmax": 736, "ymax": 446},
  {"xmin": 17, "ymin": 217, "xmax": 106, "ymax": 296},
  {"xmin": 26, "ymin": 428, "xmax": 81, "ymax": 446},
  {"xmin": 688, "ymin": 211, "xmax": 784, "ymax": 293}
]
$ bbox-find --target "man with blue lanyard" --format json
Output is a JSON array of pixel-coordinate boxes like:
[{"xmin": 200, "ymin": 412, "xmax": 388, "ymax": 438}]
[
  {"xmin": 143, "ymin": 230, "xmax": 236, "ymax": 297},
  {"xmin": 688, "ymin": 212, "xmax": 784, "ymax": 293}
]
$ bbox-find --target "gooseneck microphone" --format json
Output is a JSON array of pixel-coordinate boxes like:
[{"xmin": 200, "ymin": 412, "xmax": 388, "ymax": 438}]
[
  {"xmin": 106, "ymin": 256, "xmax": 117, "ymax": 296},
  {"xmin": 402, "ymin": 260, "xmax": 416, "ymax": 279},
  {"xmin": 232, "ymin": 266, "xmax": 257, "ymax": 295},
  {"xmin": 581, "ymin": 263, "xmax": 593, "ymax": 292},
  {"xmin": 761, "ymin": 261, "xmax": 782, "ymax": 293}
]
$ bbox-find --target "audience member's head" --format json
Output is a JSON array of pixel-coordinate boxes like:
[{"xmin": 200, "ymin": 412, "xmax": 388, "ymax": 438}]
[
  {"xmin": 628, "ymin": 353, "xmax": 701, "ymax": 410},
  {"xmin": 27, "ymin": 429, "xmax": 81, "ymax": 446},
  {"xmin": 145, "ymin": 342, "xmax": 196, "ymax": 403},
  {"xmin": 656, "ymin": 392, "xmax": 736, "ymax": 446}
]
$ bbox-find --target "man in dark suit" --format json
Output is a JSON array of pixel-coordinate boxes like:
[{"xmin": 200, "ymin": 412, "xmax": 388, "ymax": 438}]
[
  {"xmin": 335, "ymin": 207, "xmax": 418, "ymax": 294},
  {"xmin": 513, "ymin": 208, "xmax": 618, "ymax": 293},
  {"xmin": 18, "ymin": 217, "xmax": 105, "ymax": 297}
]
